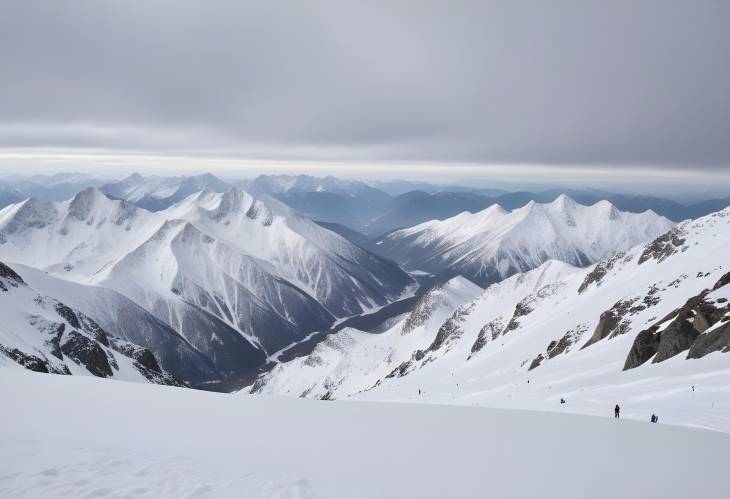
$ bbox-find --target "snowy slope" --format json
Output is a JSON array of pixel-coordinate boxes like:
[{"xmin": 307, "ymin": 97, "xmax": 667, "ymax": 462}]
[
  {"xmin": 0, "ymin": 187, "xmax": 413, "ymax": 376},
  {"xmin": 2, "ymin": 369, "xmax": 729, "ymax": 499},
  {"xmin": 0, "ymin": 262, "xmax": 179, "ymax": 386},
  {"xmin": 251, "ymin": 209, "xmax": 730, "ymax": 432},
  {"xmin": 251, "ymin": 262, "xmax": 573, "ymax": 400},
  {"xmin": 373, "ymin": 194, "xmax": 673, "ymax": 286}
]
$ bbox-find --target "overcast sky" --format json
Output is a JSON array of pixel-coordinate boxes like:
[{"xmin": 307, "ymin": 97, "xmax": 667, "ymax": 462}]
[{"xmin": 1, "ymin": 1, "xmax": 729, "ymax": 191}]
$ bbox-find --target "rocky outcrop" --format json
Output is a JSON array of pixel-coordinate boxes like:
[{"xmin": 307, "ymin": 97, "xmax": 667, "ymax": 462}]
[
  {"xmin": 469, "ymin": 317, "xmax": 505, "ymax": 358},
  {"xmin": 528, "ymin": 354, "xmax": 544, "ymax": 371},
  {"xmin": 578, "ymin": 252, "xmax": 626, "ymax": 294},
  {"xmin": 623, "ymin": 328, "xmax": 662, "ymax": 370},
  {"xmin": 425, "ymin": 304, "xmax": 474, "ymax": 354},
  {"xmin": 624, "ymin": 273, "xmax": 730, "ymax": 369},
  {"xmin": 60, "ymin": 330, "xmax": 114, "ymax": 378},
  {"xmin": 638, "ymin": 227, "xmax": 686, "ymax": 265},
  {"xmin": 528, "ymin": 325, "xmax": 587, "ymax": 370},
  {"xmin": 687, "ymin": 320, "xmax": 730, "ymax": 358},
  {"xmin": 0, "ymin": 262, "xmax": 25, "ymax": 290},
  {"xmin": 0, "ymin": 345, "xmax": 70, "ymax": 375},
  {"xmin": 583, "ymin": 287, "xmax": 662, "ymax": 349}
]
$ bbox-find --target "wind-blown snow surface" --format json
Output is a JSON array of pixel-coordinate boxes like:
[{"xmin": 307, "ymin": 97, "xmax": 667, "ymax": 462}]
[
  {"xmin": 2, "ymin": 369, "xmax": 729, "ymax": 499},
  {"xmin": 0, "ymin": 187, "xmax": 412, "ymax": 382},
  {"xmin": 252, "ymin": 209, "xmax": 730, "ymax": 432},
  {"xmin": 373, "ymin": 194, "xmax": 674, "ymax": 286}
]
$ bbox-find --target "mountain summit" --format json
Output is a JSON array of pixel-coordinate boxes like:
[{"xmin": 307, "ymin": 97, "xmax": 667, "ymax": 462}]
[{"xmin": 372, "ymin": 195, "xmax": 673, "ymax": 286}]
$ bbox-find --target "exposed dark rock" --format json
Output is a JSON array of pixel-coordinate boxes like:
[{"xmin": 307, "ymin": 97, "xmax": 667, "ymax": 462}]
[
  {"xmin": 583, "ymin": 290, "xmax": 660, "ymax": 349},
  {"xmin": 653, "ymin": 317, "xmax": 700, "ymax": 364},
  {"xmin": 110, "ymin": 340, "xmax": 162, "ymax": 373},
  {"xmin": 0, "ymin": 262, "xmax": 25, "ymax": 290},
  {"xmin": 638, "ymin": 227, "xmax": 686, "ymax": 265},
  {"xmin": 625, "ymin": 275, "xmax": 730, "ymax": 369},
  {"xmin": 687, "ymin": 321, "xmax": 730, "ymax": 358},
  {"xmin": 469, "ymin": 318, "xmax": 505, "ymax": 358},
  {"xmin": 45, "ymin": 323, "xmax": 65, "ymax": 360},
  {"xmin": 0, "ymin": 345, "xmax": 70, "ymax": 375},
  {"xmin": 528, "ymin": 354, "xmax": 544, "ymax": 371},
  {"xmin": 53, "ymin": 303, "xmax": 82, "ymax": 329},
  {"xmin": 547, "ymin": 325, "xmax": 588, "ymax": 359},
  {"xmin": 578, "ymin": 252, "xmax": 626, "ymax": 294},
  {"xmin": 0, "ymin": 345, "xmax": 49, "ymax": 373},
  {"xmin": 503, "ymin": 301, "xmax": 532, "ymax": 334},
  {"xmin": 624, "ymin": 328, "xmax": 662, "ymax": 370},
  {"xmin": 60, "ymin": 330, "xmax": 113, "ymax": 378},
  {"xmin": 712, "ymin": 271, "xmax": 730, "ymax": 291},
  {"xmin": 582, "ymin": 308, "xmax": 623, "ymax": 349},
  {"xmin": 425, "ymin": 304, "xmax": 473, "ymax": 354},
  {"xmin": 386, "ymin": 360, "xmax": 413, "ymax": 378}
]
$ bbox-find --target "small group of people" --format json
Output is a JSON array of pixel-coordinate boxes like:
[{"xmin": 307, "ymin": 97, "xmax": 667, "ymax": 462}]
[{"xmin": 614, "ymin": 403, "xmax": 659, "ymax": 423}]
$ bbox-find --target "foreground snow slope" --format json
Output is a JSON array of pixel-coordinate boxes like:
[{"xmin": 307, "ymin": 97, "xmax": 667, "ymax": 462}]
[{"xmin": 2, "ymin": 369, "xmax": 729, "ymax": 499}]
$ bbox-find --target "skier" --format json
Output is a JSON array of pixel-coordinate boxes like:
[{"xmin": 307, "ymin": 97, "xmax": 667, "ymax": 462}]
[
  {"xmin": 614, "ymin": 404, "xmax": 620, "ymax": 419},
  {"xmin": 418, "ymin": 389, "xmax": 421, "ymax": 395},
  {"xmin": 651, "ymin": 414, "xmax": 658, "ymax": 423},
  {"xmin": 560, "ymin": 398, "xmax": 565, "ymax": 404}
]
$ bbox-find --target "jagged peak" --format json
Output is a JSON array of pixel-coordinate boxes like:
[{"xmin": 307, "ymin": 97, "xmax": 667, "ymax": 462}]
[{"xmin": 208, "ymin": 188, "xmax": 250, "ymax": 221}]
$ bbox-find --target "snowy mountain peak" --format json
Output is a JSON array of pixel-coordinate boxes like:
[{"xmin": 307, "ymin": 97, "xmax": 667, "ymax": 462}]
[
  {"xmin": 374, "ymin": 197, "xmax": 673, "ymax": 286},
  {"xmin": 68, "ymin": 187, "xmax": 113, "ymax": 219},
  {"xmin": 214, "ymin": 188, "xmax": 253, "ymax": 219}
]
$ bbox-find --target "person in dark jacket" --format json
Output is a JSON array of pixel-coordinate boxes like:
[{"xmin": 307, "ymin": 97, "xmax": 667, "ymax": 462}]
[
  {"xmin": 650, "ymin": 414, "xmax": 658, "ymax": 423},
  {"xmin": 614, "ymin": 404, "xmax": 620, "ymax": 418}
]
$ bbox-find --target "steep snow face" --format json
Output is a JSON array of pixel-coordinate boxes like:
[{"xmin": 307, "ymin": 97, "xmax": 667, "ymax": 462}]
[
  {"xmin": 160, "ymin": 189, "xmax": 414, "ymax": 318},
  {"xmin": 4, "ymin": 370, "xmax": 729, "ymax": 499},
  {"xmin": 0, "ymin": 262, "xmax": 179, "ymax": 386},
  {"xmin": 251, "ymin": 209, "xmax": 730, "ymax": 432},
  {"xmin": 0, "ymin": 188, "xmax": 412, "ymax": 370},
  {"xmin": 373, "ymin": 195, "xmax": 674, "ymax": 286}
]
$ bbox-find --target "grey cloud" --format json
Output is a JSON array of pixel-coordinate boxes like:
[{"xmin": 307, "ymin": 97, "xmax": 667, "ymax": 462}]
[{"xmin": 1, "ymin": 0, "xmax": 729, "ymax": 170}]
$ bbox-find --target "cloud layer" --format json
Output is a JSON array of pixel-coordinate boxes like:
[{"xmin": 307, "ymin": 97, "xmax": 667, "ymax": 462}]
[{"xmin": 1, "ymin": 1, "xmax": 729, "ymax": 172}]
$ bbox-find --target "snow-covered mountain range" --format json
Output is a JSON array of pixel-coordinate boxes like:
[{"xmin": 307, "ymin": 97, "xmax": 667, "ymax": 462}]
[
  {"xmin": 250, "ymin": 208, "xmax": 730, "ymax": 431},
  {"xmin": 0, "ymin": 187, "xmax": 413, "ymax": 384},
  {"xmin": 372, "ymin": 194, "xmax": 674, "ymax": 286}
]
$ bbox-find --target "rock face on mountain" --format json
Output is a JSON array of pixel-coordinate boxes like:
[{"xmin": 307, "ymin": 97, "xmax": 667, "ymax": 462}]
[
  {"xmin": 0, "ymin": 262, "xmax": 180, "ymax": 386},
  {"xmin": 0, "ymin": 187, "xmax": 413, "ymax": 383},
  {"xmin": 624, "ymin": 272, "xmax": 730, "ymax": 370},
  {"xmin": 371, "ymin": 195, "xmax": 673, "ymax": 287}
]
